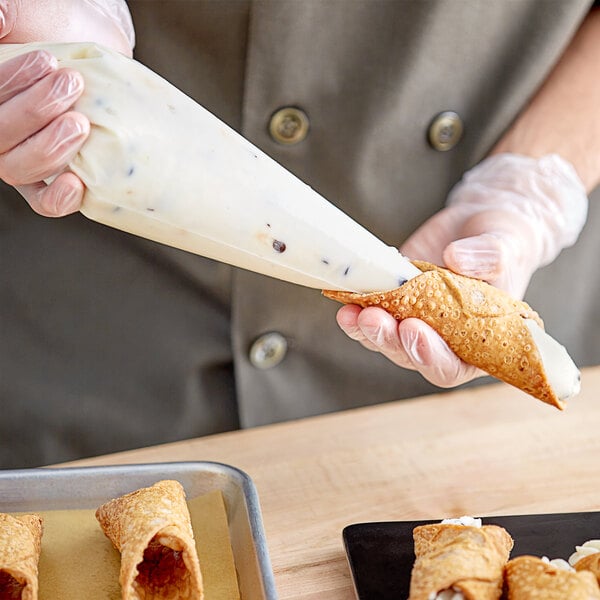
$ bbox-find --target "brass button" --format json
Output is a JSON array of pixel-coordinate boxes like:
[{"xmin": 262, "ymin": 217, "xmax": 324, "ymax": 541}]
[
  {"xmin": 427, "ymin": 111, "xmax": 463, "ymax": 151},
  {"xmin": 249, "ymin": 332, "xmax": 288, "ymax": 369},
  {"xmin": 269, "ymin": 107, "xmax": 309, "ymax": 145}
]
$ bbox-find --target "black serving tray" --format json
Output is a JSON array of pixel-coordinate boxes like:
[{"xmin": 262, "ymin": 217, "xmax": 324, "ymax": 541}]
[{"xmin": 343, "ymin": 511, "xmax": 600, "ymax": 600}]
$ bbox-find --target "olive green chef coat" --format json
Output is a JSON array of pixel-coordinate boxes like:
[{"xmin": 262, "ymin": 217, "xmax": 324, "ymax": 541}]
[{"xmin": 1, "ymin": 0, "xmax": 599, "ymax": 467}]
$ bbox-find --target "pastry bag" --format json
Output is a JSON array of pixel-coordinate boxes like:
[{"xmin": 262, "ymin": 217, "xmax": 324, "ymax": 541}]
[{"xmin": 0, "ymin": 41, "xmax": 421, "ymax": 293}]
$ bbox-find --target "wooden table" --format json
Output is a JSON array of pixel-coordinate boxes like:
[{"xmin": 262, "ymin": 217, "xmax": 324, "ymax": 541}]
[{"xmin": 66, "ymin": 366, "xmax": 600, "ymax": 599}]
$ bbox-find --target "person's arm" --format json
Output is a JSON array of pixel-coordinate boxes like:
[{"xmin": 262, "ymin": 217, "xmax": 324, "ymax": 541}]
[
  {"xmin": 337, "ymin": 9, "xmax": 599, "ymax": 388},
  {"xmin": 492, "ymin": 8, "xmax": 600, "ymax": 193}
]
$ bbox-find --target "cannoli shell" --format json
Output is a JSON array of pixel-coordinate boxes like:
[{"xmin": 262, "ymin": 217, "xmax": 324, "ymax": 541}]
[
  {"xmin": 574, "ymin": 552, "xmax": 600, "ymax": 584},
  {"xmin": 323, "ymin": 260, "xmax": 562, "ymax": 408},
  {"xmin": 0, "ymin": 513, "xmax": 43, "ymax": 600},
  {"xmin": 95, "ymin": 480, "xmax": 203, "ymax": 600},
  {"xmin": 505, "ymin": 555, "xmax": 600, "ymax": 599},
  {"xmin": 408, "ymin": 523, "xmax": 513, "ymax": 600}
]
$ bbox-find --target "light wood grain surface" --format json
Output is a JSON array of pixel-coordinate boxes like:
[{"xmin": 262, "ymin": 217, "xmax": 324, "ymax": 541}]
[{"xmin": 65, "ymin": 366, "xmax": 600, "ymax": 600}]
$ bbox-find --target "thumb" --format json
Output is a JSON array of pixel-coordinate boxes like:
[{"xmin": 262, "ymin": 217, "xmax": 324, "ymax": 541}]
[
  {"xmin": 443, "ymin": 233, "xmax": 530, "ymax": 298},
  {"xmin": 443, "ymin": 233, "xmax": 506, "ymax": 281}
]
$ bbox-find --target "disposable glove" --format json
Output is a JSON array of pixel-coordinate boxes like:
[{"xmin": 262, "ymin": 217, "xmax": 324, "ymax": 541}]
[
  {"xmin": 0, "ymin": 0, "xmax": 134, "ymax": 216},
  {"xmin": 336, "ymin": 153, "xmax": 589, "ymax": 388},
  {"xmin": 0, "ymin": 1, "xmax": 134, "ymax": 53}
]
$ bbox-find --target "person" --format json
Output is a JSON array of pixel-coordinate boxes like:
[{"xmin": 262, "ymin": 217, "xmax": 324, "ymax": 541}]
[{"xmin": 1, "ymin": 1, "xmax": 599, "ymax": 468}]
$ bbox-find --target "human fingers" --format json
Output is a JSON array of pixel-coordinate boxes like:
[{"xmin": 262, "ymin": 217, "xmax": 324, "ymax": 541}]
[
  {"xmin": 16, "ymin": 171, "xmax": 84, "ymax": 217},
  {"xmin": 337, "ymin": 305, "xmax": 415, "ymax": 368},
  {"xmin": 441, "ymin": 210, "xmax": 534, "ymax": 298},
  {"xmin": 0, "ymin": 111, "xmax": 90, "ymax": 187},
  {"xmin": 336, "ymin": 298, "xmax": 485, "ymax": 387},
  {"xmin": 442, "ymin": 233, "xmax": 506, "ymax": 282},
  {"xmin": 0, "ymin": 50, "xmax": 57, "ymax": 104},
  {"xmin": 0, "ymin": 67, "xmax": 85, "ymax": 154},
  {"xmin": 398, "ymin": 318, "xmax": 483, "ymax": 387},
  {"xmin": 336, "ymin": 305, "xmax": 387, "ymax": 354}
]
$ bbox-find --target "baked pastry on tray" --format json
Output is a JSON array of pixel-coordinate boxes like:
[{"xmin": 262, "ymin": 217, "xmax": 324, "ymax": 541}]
[
  {"xmin": 0, "ymin": 513, "xmax": 43, "ymax": 600},
  {"xmin": 96, "ymin": 480, "xmax": 203, "ymax": 600}
]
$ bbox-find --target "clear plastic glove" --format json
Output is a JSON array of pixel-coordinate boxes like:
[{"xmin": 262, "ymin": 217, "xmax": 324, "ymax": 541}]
[
  {"xmin": 0, "ymin": 0, "xmax": 134, "ymax": 216},
  {"xmin": 337, "ymin": 153, "xmax": 589, "ymax": 388}
]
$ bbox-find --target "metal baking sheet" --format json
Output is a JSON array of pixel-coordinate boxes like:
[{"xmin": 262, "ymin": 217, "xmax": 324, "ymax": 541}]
[
  {"xmin": 0, "ymin": 461, "xmax": 278, "ymax": 600},
  {"xmin": 343, "ymin": 511, "xmax": 600, "ymax": 600}
]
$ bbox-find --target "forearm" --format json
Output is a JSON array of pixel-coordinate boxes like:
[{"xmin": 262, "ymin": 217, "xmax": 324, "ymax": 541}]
[{"xmin": 492, "ymin": 8, "xmax": 600, "ymax": 193}]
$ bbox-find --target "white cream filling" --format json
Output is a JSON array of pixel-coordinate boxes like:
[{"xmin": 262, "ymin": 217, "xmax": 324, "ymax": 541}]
[
  {"xmin": 524, "ymin": 319, "xmax": 581, "ymax": 402},
  {"xmin": 441, "ymin": 516, "xmax": 482, "ymax": 528},
  {"xmin": 569, "ymin": 540, "xmax": 600, "ymax": 566},
  {"xmin": 542, "ymin": 556, "xmax": 574, "ymax": 571},
  {"xmin": 430, "ymin": 590, "xmax": 464, "ymax": 600}
]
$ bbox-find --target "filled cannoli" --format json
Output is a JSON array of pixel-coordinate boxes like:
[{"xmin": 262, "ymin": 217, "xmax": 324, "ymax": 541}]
[
  {"xmin": 504, "ymin": 555, "xmax": 600, "ymax": 599},
  {"xmin": 408, "ymin": 518, "xmax": 513, "ymax": 600},
  {"xmin": 570, "ymin": 540, "xmax": 600, "ymax": 584},
  {"xmin": 324, "ymin": 260, "xmax": 580, "ymax": 409},
  {"xmin": 96, "ymin": 480, "xmax": 203, "ymax": 600},
  {"xmin": 0, "ymin": 513, "xmax": 43, "ymax": 600}
]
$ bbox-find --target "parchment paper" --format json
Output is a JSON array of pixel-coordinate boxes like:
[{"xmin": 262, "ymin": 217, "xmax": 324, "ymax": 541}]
[{"xmin": 23, "ymin": 490, "xmax": 239, "ymax": 599}]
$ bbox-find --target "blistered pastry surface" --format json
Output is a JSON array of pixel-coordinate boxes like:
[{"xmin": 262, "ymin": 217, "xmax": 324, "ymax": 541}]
[
  {"xmin": 505, "ymin": 555, "xmax": 600, "ymax": 599},
  {"xmin": 96, "ymin": 480, "xmax": 203, "ymax": 600},
  {"xmin": 324, "ymin": 261, "xmax": 562, "ymax": 408},
  {"xmin": 0, "ymin": 513, "xmax": 43, "ymax": 600},
  {"xmin": 408, "ymin": 523, "xmax": 513, "ymax": 600}
]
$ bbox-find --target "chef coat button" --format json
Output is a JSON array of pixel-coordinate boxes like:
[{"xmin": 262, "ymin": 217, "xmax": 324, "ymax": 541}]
[
  {"xmin": 249, "ymin": 332, "xmax": 288, "ymax": 369},
  {"xmin": 427, "ymin": 111, "xmax": 463, "ymax": 151},
  {"xmin": 269, "ymin": 107, "xmax": 309, "ymax": 145}
]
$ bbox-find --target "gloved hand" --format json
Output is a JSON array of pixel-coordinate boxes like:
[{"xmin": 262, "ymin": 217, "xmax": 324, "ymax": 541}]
[
  {"xmin": 0, "ymin": 0, "xmax": 134, "ymax": 216},
  {"xmin": 336, "ymin": 153, "xmax": 589, "ymax": 388}
]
